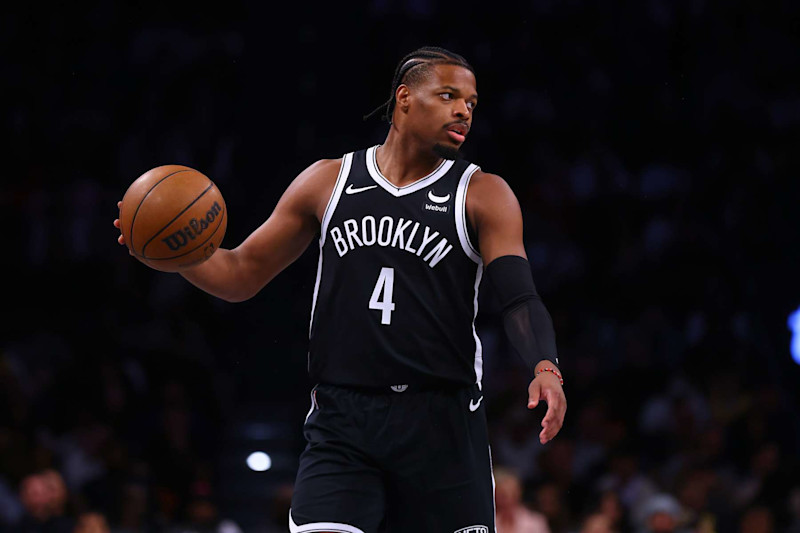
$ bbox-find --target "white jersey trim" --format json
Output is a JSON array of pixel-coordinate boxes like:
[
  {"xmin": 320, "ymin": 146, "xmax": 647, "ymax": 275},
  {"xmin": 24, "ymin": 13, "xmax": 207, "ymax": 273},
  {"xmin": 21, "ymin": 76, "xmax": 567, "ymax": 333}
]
[
  {"xmin": 309, "ymin": 153, "xmax": 353, "ymax": 338},
  {"xmin": 489, "ymin": 445, "xmax": 497, "ymax": 533},
  {"xmin": 320, "ymin": 153, "xmax": 354, "ymax": 244},
  {"xmin": 455, "ymin": 163, "xmax": 481, "ymax": 264},
  {"xmin": 472, "ymin": 263, "xmax": 484, "ymax": 384},
  {"xmin": 366, "ymin": 145, "xmax": 455, "ymax": 197},
  {"xmin": 456, "ymin": 163, "xmax": 484, "ymax": 384},
  {"xmin": 289, "ymin": 510, "xmax": 365, "ymax": 533},
  {"xmin": 304, "ymin": 387, "xmax": 319, "ymax": 423}
]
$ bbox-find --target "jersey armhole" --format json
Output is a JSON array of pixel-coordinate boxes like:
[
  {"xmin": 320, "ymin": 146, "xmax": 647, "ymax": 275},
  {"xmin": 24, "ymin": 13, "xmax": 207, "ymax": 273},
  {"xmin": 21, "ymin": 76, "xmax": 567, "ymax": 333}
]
[
  {"xmin": 455, "ymin": 164, "xmax": 481, "ymax": 264},
  {"xmin": 466, "ymin": 209, "xmax": 479, "ymax": 253},
  {"xmin": 319, "ymin": 152, "xmax": 354, "ymax": 245}
]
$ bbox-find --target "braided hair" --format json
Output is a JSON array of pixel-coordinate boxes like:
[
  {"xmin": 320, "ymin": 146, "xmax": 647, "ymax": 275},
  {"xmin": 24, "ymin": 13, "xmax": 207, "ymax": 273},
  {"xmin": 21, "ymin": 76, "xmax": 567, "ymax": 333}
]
[{"xmin": 364, "ymin": 46, "xmax": 475, "ymax": 123}]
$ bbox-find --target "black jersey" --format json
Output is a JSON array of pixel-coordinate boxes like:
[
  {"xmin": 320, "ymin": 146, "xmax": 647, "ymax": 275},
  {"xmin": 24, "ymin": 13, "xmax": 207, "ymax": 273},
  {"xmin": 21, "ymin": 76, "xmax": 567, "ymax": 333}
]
[{"xmin": 308, "ymin": 146, "xmax": 485, "ymax": 389}]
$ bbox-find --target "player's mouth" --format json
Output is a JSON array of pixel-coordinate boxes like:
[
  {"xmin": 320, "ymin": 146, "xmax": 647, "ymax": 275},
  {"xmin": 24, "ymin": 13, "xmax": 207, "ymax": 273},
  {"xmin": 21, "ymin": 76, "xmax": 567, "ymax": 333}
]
[{"xmin": 445, "ymin": 122, "xmax": 469, "ymax": 144}]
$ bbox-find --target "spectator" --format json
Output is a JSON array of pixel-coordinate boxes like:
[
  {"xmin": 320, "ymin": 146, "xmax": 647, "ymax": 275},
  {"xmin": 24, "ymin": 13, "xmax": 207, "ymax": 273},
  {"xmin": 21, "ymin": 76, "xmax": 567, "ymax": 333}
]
[
  {"xmin": 13, "ymin": 469, "xmax": 74, "ymax": 532},
  {"xmin": 739, "ymin": 506, "xmax": 774, "ymax": 533},
  {"xmin": 533, "ymin": 481, "xmax": 572, "ymax": 533},
  {"xmin": 595, "ymin": 490, "xmax": 629, "ymax": 533},
  {"xmin": 596, "ymin": 445, "xmax": 659, "ymax": 517},
  {"xmin": 167, "ymin": 496, "xmax": 242, "ymax": 533},
  {"xmin": 579, "ymin": 512, "xmax": 614, "ymax": 533},
  {"xmin": 73, "ymin": 512, "xmax": 110, "ymax": 533},
  {"xmin": 495, "ymin": 467, "xmax": 550, "ymax": 533},
  {"xmin": 633, "ymin": 493, "xmax": 689, "ymax": 533}
]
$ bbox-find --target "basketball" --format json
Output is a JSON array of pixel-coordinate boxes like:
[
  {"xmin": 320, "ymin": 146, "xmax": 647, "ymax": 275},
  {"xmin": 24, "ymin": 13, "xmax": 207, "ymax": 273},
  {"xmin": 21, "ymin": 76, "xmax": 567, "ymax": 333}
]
[{"xmin": 119, "ymin": 165, "xmax": 227, "ymax": 272}]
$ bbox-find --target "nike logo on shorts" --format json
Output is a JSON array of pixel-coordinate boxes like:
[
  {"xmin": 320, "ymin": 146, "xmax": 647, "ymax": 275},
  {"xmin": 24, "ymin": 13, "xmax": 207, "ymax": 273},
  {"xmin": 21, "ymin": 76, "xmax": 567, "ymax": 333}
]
[
  {"xmin": 469, "ymin": 396, "xmax": 483, "ymax": 412},
  {"xmin": 345, "ymin": 184, "xmax": 378, "ymax": 195}
]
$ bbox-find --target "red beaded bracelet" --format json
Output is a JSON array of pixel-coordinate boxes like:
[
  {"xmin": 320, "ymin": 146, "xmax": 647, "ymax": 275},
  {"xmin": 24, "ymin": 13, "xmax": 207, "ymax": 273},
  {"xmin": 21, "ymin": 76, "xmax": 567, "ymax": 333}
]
[{"xmin": 536, "ymin": 367, "xmax": 564, "ymax": 386}]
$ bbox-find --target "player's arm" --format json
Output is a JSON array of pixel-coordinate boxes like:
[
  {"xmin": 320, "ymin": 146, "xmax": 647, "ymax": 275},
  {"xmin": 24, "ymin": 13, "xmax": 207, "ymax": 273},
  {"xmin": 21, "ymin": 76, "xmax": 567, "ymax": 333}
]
[
  {"xmin": 116, "ymin": 159, "xmax": 339, "ymax": 302},
  {"xmin": 467, "ymin": 171, "xmax": 566, "ymax": 444},
  {"xmin": 176, "ymin": 159, "xmax": 339, "ymax": 302}
]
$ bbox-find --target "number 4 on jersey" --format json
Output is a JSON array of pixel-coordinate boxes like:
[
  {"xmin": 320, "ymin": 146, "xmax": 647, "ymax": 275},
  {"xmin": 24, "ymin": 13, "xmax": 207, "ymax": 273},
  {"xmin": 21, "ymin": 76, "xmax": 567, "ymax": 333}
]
[{"xmin": 369, "ymin": 267, "xmax": 396, "ymax": 325}]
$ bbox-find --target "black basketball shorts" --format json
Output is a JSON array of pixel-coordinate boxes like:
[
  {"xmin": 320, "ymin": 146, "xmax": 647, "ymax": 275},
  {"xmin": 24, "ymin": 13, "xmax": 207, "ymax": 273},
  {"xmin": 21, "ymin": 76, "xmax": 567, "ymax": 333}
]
[{"xmin": 289, "ymin": 382, "xmax": 496, "ymax": 533}]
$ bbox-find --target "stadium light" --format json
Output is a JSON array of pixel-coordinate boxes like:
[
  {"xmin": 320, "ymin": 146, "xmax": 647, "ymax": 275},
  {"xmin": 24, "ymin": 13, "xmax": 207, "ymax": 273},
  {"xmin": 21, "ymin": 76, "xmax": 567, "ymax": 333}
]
[{"xmin": 246, "ymin": 451, "xmax": 272, "ymax": 472}]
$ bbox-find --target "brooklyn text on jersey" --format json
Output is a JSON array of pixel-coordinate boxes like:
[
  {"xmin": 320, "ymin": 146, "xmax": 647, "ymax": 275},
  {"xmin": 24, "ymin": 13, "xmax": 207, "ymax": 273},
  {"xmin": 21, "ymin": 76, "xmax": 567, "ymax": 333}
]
[{"xmin": 328, "ymin": 215, "xmax": 454, "ymax": 268}]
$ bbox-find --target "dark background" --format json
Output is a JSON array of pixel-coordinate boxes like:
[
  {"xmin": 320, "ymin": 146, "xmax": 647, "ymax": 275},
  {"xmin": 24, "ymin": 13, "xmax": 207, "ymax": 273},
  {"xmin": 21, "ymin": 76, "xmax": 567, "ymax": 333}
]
[{"xmin": 3, "ymin": 1, "xmax": 800, "ymax": 532}]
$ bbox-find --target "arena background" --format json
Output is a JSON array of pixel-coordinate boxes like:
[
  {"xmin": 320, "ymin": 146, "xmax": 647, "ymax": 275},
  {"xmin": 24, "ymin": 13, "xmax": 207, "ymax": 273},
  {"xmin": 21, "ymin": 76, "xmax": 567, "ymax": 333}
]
[{"xmin": 3, "ymin": 1, "xmax": 800, "ymax": 532}]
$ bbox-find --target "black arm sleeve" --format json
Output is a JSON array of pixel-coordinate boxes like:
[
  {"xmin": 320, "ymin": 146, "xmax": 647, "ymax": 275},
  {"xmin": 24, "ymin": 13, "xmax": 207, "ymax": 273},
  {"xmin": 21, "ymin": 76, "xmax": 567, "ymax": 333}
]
[{"xmin": 485, "ymin": 255, "xmax": 559, "ymax": 375}]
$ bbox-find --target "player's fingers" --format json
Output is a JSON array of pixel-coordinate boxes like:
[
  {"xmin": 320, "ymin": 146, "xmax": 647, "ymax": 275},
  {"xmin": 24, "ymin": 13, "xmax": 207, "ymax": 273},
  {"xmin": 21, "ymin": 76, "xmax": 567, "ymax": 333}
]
[
  {"xmin": 541, "ymin": 401, "xmax": 556, "ymax": 426},
  {"xmin": 541, "ymin": 420, "xmax": 563, "ymax": 443},
  {"xmin": 542, "ymin": 407, "xmax": 563, "ymax": 435},
  {"xmin": 540, "ymin": 413, "xmax": 559, "ymax": 444},
  {"xmin": 541, "ymin": 405, "xmax": 557, "ymax": 430},
  {"xmin": 114, "ymin": 205, "xmax": 130, "ymax": 251},
  {"xmin": 528, "ymin": 379, "xmax": 542, "ymax": 409},
  {"xmin": 540, "ymin": 426, "xmax": 551, "ymax": 444},
  {"xmin": 540, "ymin": 390, "xmax": 566, "ymax": 443}
]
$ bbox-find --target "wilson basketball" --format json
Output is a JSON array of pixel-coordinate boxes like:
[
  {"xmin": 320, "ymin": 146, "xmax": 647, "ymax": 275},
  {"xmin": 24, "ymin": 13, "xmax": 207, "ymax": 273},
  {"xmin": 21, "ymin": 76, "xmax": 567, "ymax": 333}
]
[{"xmin": 119, "ymin": 165, "xmax": 227, "ymax": 272}]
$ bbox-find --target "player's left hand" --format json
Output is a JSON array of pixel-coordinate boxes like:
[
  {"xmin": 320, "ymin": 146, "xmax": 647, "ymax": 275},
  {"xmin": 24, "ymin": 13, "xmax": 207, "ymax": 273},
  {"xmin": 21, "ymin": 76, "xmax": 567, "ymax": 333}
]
[
  {"xmin": 527, "ymin": 371, "xmax": 566, "ymax": 444},
  {"xmin": 113, "ymin": 201, "xmax": 132, "ymax": 254}
]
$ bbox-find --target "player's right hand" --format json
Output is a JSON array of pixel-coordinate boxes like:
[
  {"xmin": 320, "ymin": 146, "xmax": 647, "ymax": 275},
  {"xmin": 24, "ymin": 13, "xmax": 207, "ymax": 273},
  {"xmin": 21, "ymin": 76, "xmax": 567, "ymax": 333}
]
[
  {"xmin": 114, "ymin": 201, "xmax": 132, "ymax": 254},
  {"xmin": 528, "ymin": 370, "xmax": 566, "ymax": 445}
]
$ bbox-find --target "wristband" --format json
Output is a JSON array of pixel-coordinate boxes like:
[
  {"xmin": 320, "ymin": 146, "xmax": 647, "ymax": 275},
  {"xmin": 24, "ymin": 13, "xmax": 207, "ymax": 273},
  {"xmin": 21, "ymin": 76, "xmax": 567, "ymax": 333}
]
[{"xmin": 536, "ymin": 367, "xmax": 563, "ymax": 386}]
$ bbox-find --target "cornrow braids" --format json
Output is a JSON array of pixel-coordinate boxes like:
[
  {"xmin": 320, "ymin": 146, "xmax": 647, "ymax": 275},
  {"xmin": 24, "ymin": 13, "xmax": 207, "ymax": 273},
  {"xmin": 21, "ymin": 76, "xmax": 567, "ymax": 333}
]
[{"xmin": 363, "ymin": 46, "xmax": 475, "ymax": 123}]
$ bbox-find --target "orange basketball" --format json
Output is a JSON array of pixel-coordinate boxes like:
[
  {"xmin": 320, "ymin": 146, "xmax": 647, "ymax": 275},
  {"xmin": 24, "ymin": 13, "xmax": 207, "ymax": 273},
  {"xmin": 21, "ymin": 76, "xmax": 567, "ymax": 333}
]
[{"xmin": 119, "ymin": 165, "xmax": 227, "ymax": 272}]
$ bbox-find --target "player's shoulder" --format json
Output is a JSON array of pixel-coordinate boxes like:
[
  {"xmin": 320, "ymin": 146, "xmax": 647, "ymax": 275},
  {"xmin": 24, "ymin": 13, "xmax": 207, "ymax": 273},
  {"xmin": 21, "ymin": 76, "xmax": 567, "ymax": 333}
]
[
  {"xmin": 284, "ymin": 157, "xmax": 346, "ymax": 220},
  {"xmin": 296, "ymin": 145, "xmax": 370, "ymax": 188},
  {"xmin": 465, "ymin": 167, "xmax": 521, "ymax": 225},
  {"xmin": 289, "ymin": 157, "xmax": 343, "ymax": 194},
  {"xmin": 299, "ymin": 158, "xmax": 344, "ymax": 181},
  {"xmin": 467, "ymin": 168, "xmax": 516, "ymax": 197},
  {"xmin": 291, "ymin": 144, "xmax": 369, "ymax": 194}
]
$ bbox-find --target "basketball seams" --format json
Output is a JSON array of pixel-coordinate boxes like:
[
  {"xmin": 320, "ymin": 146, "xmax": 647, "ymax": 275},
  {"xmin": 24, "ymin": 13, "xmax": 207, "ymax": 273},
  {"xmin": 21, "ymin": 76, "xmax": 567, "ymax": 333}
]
[
  {"xmin": 122, "ymin": 165, "xmax": 228, "ymax": 272},
  {"xmin": 140, "ymin": 182, "xmax": 216, "ymax": 257},
  {"xmin": 129, "ymin": 168, "xmax": 193, "ymax": 255}
]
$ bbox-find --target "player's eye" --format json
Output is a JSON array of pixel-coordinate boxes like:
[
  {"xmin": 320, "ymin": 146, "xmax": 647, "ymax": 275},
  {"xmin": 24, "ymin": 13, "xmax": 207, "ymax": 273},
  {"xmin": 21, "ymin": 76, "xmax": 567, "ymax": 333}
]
[
  {"xmin": 440, "ymin": 92, "xmax": 454, "ymax": 100},
  {"xmin": 467, "ymin": 101, "xmax": 476, "ymax": 110}
]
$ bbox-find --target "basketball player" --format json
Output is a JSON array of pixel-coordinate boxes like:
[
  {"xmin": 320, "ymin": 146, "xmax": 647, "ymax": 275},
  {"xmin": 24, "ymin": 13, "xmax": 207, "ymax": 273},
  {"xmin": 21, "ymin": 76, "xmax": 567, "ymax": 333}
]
[{"xmin": 115, "ymin": 46, "xmax": 566, "ymax": 533}]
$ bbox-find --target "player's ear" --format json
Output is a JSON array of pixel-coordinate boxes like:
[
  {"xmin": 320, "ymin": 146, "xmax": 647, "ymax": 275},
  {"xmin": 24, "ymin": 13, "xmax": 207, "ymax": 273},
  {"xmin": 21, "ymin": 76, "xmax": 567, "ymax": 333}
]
[{"xmin": 395, "ymin": 85, "xmax": 411, "ymax": 113}]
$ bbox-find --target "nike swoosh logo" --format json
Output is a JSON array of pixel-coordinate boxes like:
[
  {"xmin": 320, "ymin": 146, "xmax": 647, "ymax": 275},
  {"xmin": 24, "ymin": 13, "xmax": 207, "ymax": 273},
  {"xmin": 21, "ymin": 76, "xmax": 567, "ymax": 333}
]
[
  {"xmin": 427, "ymin": 190, "xmax": 451, "ymax": 203},
  {"xmin": 469, "ymin": 396, "xmax": 483, "ymax": 412},
  {"xmin": 345, "ymin": 184, "xmax": 378, "ymax": 195}
]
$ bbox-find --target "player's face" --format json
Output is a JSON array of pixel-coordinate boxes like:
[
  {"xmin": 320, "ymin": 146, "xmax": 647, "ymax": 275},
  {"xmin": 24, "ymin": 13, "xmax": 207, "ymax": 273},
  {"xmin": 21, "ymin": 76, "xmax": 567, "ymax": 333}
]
[{"xmin": 408, "ymin": 64, "xmax": 478, "ymax": 159}]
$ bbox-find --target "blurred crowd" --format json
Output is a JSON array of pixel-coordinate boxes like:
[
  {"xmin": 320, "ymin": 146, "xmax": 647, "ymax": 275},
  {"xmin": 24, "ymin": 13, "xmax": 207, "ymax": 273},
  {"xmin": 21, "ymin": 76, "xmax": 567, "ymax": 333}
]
[{"xmin": 3, "ymin": 0, "xmax": 800, "ymax": 532}]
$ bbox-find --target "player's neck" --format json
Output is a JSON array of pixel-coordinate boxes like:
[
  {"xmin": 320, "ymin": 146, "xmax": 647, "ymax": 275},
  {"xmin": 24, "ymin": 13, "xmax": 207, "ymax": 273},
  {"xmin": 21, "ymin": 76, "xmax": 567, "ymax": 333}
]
[{"xmin": 376, "ymin": 132, "xmax": 443, "ymax": 188}]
